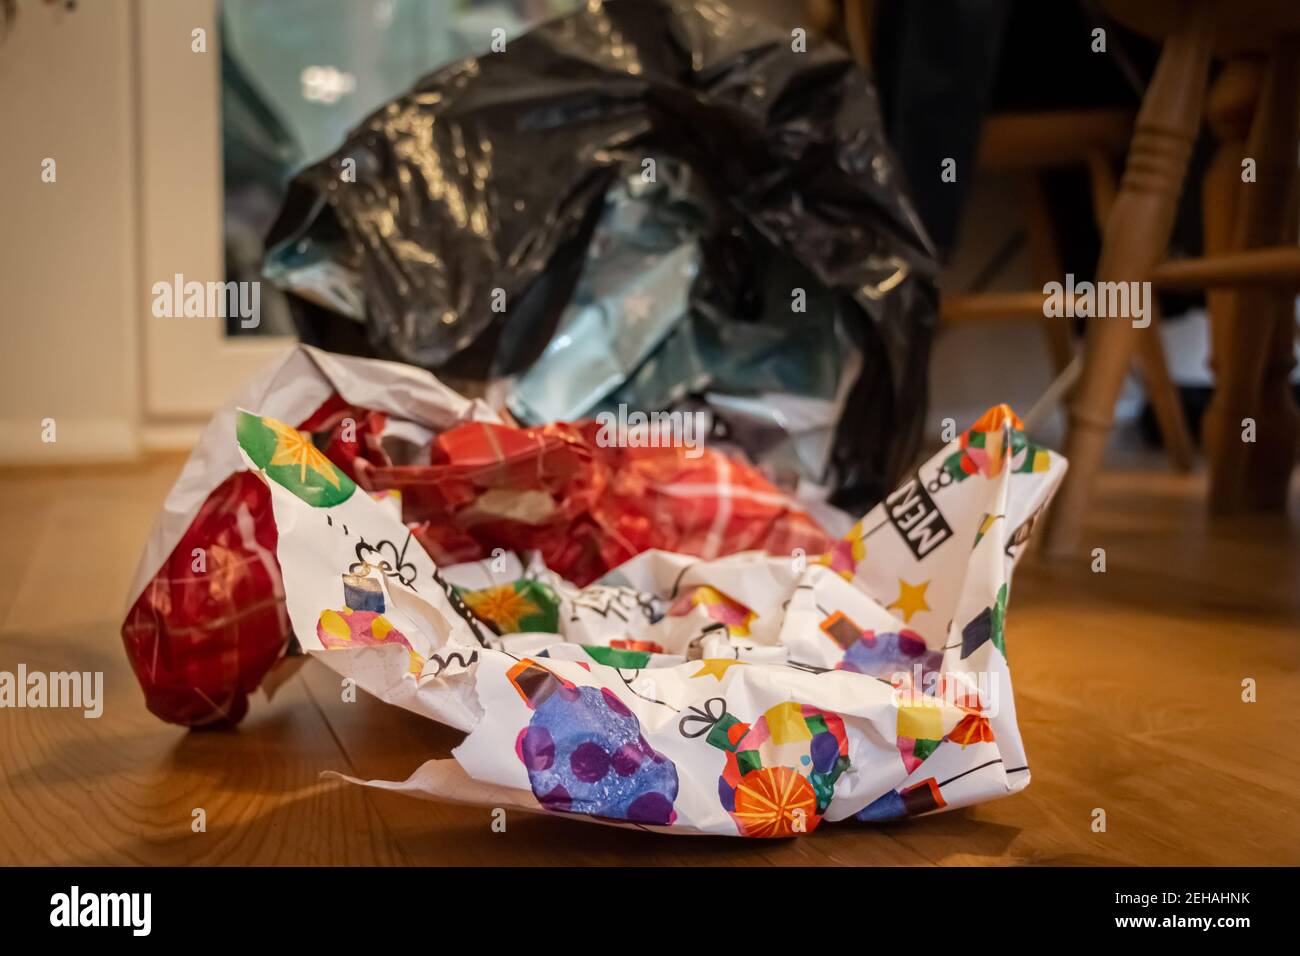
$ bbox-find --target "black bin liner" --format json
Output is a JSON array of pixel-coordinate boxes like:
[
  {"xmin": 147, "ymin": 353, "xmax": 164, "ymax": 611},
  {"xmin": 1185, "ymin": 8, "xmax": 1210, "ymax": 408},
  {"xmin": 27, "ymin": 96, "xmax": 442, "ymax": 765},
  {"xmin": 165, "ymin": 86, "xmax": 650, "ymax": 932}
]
[{"xmin": 263, "ymin": 0, "xmax": 937, "ymax": 512}]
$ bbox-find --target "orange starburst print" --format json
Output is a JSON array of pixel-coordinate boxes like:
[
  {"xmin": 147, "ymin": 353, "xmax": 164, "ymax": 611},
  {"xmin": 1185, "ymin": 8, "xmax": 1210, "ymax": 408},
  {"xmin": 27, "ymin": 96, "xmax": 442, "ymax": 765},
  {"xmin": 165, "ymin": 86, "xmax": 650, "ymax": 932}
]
[
  {"xmin": 732, "ymin": 766, "xmax": 820, "ymax": 838},
  {"xmin": 948, "ymin": 713, "xmax": 995, "ymax": 747},
  {"xmin": 462, "ymin": 585, "xmax": 541, "ymax": 634},
  {"xmin": 264, "ymin": 417, "xmax": 342, "ymax": 488}
]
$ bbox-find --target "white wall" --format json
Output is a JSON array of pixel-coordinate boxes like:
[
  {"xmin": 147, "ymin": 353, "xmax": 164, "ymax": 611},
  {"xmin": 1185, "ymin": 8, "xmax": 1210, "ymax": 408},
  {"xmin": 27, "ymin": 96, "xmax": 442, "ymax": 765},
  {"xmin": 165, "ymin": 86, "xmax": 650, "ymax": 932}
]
[{"xmin": 0, "ymin": 0, "xmax": 141, "ymax": 463}]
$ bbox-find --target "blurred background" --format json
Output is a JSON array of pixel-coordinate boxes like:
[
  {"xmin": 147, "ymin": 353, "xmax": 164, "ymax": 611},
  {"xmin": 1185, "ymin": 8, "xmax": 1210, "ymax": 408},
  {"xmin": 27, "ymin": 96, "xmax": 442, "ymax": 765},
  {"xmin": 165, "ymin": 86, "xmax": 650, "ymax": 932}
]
[{"xmin": 0, "ymin": 0, "xmax": 1297, "ymax": 516}]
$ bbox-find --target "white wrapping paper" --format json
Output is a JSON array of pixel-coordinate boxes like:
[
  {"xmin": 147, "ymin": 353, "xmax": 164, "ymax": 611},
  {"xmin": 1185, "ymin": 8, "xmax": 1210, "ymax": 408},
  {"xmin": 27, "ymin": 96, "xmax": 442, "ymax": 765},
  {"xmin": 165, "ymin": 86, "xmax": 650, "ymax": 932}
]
[{"xmin": 235, "ymin": 402, "xmax": 1065, "ymax": 836}]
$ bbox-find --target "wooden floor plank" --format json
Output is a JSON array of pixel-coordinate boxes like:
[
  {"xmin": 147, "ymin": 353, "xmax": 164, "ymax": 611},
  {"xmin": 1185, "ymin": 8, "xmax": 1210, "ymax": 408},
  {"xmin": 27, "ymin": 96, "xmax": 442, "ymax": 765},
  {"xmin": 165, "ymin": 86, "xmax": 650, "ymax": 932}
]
[
  {"xmin": 0, "ymin": 628, "xmax": 406, "ymax": 865},
  {"xmin": 0, "ymin": 452, "xmax": 1295, "ymax": 865}
]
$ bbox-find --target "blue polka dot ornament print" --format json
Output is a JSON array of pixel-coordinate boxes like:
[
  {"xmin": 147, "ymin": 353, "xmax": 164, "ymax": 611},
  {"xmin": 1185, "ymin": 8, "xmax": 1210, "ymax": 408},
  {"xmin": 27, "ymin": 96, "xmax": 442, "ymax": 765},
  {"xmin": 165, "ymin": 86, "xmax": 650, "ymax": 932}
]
[{"xmin": 508, "ymin": 660, "xmax": 679, "ymax": 826}]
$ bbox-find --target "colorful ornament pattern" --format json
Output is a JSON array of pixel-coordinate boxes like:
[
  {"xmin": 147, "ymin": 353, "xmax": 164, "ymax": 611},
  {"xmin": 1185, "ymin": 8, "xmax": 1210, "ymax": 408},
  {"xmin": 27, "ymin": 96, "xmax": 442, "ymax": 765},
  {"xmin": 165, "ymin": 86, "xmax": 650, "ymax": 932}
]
[
  {"xmin": 316, "ymin": 570, "xmax": 424, "ymax": 675},
  {"xmin": 696, "ymin": 700, "xmax": 850, "ymax": 837},
  {"xmin": 897, "ymin": 735, "xmax": 942, "ymax": 774},
  {"xmin": 822, "ymin": 612, "xmax": 944, "ymax": 684},
  {"xmin": 237, "ymin": 411, "xmax": 356, "ymax": 508},
  {"xmin": 580, "ymin": 645, "xmax": 652, "ymax": 669},
  {"xmin": 458, "ymin": 579, "xmax": 560, "ymax": 634},
  {"xmin": 668, "ymin": 585, "xmax": 755, "ymax": 636},
  {"xmin": 948, "ymin": 713, "xmax": 995, "ymax": 748},
  {"xmin": 961, "ymin": 582, "xmax": 1009, "ymax": 659},
  {"xmin": 817, "ymin": 519, "xmax": 866, "ymax": 579},
  {"xmin": 856, "ymin": 778, "xmax": 946, "ymax": 822},
  {"xmin": 508, "ymin": 660, "xmax": 679, "ymax": 826},
  {"xmin": 941, "ymin": 405, "xmax": 1050, "ymax": 484}
]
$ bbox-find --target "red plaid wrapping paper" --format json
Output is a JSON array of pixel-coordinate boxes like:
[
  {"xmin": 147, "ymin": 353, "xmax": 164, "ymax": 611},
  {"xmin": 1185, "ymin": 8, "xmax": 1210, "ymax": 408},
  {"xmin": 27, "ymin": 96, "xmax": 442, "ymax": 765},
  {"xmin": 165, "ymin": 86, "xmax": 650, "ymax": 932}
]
[
  {"xmin": 120, "ymin": 397, "xmax": 362, "ymax": 728},
  {"xmin": 121, "ymin": 471, "xmax": 289, "ymax": 727},
  {"xmin": 122, "ymin": 404, "xmax": 832, "ymax": 726},
  {"xmin": 371, "ymin": 420, "xmax": 834, "ymax": 587}
]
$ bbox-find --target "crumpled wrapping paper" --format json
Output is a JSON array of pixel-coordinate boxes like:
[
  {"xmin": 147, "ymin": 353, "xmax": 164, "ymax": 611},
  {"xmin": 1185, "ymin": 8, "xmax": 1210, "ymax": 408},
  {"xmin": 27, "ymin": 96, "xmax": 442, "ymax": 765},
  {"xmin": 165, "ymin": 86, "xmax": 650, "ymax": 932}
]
[
  {"xmin": 234, "ymin": 399, "xmax": 1066, "ymax": 836},
  {"xmin": 122, "ymin": 345, "xmax": 833, "ymax": 727},
  {"xmin": 374, "ymin": 418, "xmax": 832, "ymax": 588}
]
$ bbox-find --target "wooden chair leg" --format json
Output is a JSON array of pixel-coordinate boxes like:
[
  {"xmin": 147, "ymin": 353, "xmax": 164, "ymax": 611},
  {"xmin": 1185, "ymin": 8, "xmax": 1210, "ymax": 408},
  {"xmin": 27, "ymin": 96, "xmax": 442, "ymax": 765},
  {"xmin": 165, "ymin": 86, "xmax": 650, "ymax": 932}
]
[
  {"xmin": 1201, "ymin": 60, "xmax": 1256, "ymax": 509},
  {"xmin": 1043, "ymin": 1, "xmax": 1213, "ymax": 557},
  {"xmin": 1244, "ymin": 49, "xmax": 1300, "ymax": 510},
  {"xmin": 1203, "ymin": 43, "xmax": 1300, "ymax": 513},
  {"xmin": 1136, "ymin": 299, "xmax": 1196, "ymax": 471},
  {"xmin": 1088, "ymin": 148, "xmax": 1195, "ymax": 471},
  {"xmin": 1085, "ymin": 150, "xmax": 1119, "ymax": 228},
  {"xmin": 1247, "ymin": 296, "xmax": 1300, "ymax": 509}
]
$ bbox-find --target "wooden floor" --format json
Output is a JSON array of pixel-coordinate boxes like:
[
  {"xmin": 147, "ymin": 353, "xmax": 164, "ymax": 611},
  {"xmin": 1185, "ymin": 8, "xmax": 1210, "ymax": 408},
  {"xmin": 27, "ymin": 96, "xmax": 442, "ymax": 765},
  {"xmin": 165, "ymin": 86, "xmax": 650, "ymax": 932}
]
[{"xmin": 0, "ymin": 450, "xmax": 1296, "ymax": 866}]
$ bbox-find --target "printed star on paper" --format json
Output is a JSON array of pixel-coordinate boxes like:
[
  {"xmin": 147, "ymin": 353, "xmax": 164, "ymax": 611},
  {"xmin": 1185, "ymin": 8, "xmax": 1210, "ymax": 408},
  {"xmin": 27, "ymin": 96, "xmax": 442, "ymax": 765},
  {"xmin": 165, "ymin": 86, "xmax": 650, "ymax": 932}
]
[
  {"xmin": 692, "ymin": 659, "xmax": 748, "ymax": 681},
  {"xmin": 888, "ymin": 578, "xmax": 931, "ymax": 623},
  {"xmin": 462, "ymin": 584, "xmax": 541, "ymax": 634},
  {"xmin": 264, "ymin": 417, "xmax": 341, "ymax": 488}
]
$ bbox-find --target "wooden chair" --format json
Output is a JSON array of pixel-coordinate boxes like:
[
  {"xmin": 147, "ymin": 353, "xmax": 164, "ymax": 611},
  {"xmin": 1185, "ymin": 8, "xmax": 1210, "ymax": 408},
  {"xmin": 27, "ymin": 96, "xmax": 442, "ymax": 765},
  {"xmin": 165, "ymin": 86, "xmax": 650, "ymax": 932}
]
[
  {"xmin": 1043, "ymin": 0, "xmax": 1300, "ymax": 555},
  {"xmin": 810, "ymin": 0, "xmax": 1198, "ymax": 478},
  {"xmin": 942, "ymin": 107, "xmax": 1197, "ymax": 476}
]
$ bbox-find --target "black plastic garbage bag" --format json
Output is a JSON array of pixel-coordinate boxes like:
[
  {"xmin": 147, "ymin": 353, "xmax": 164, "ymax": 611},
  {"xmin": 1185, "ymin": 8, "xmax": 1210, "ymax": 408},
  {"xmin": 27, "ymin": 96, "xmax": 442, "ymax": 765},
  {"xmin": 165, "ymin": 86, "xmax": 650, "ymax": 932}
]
[{"xmin": 263, "ymin": 0, "xmax": 938, "ymax": 511}]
